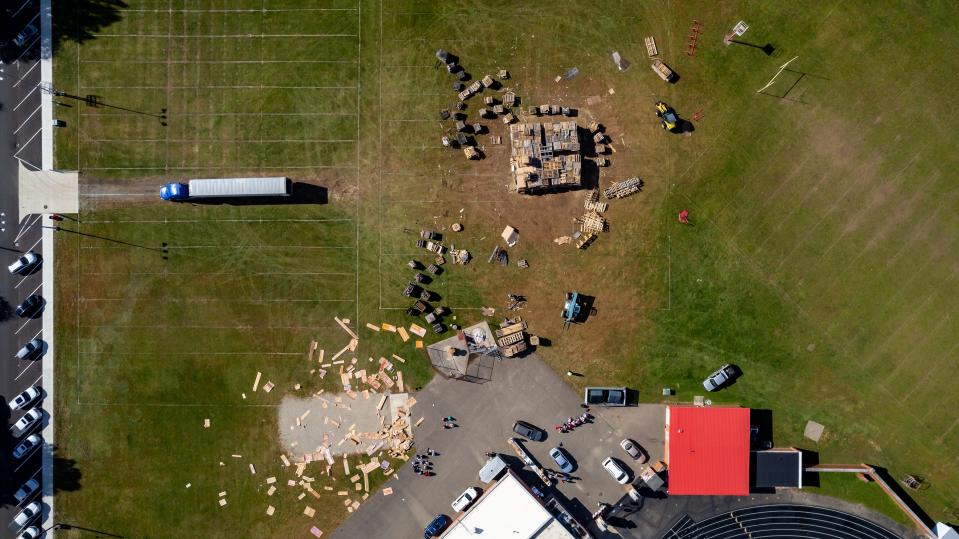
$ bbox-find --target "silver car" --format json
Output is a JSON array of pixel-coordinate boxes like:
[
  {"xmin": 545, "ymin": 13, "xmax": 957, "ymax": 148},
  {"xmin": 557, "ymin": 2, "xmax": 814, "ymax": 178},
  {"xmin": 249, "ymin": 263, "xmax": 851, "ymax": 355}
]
[
  {"xmin": 620, "ymin": 438, "xmax": 648, "ymax": 463},
  {"xmin": 7, "ymin": 252, "xmax": 40, "ymax": 275},
  {"xmin": 11, "ymin": 502, "xmax": 41, "ymax": 531},
  {"xmin": 9, "ymin": 386, "xmax": 42, "ymax": 411},
  {"xmin": 11, "ymin": 408, "xmax": 43, "ymax": 437},
  {"xmin": 16, "ymin": 339, "xmax": 44, "ymax": 360},
  {"xmin": 702, "ymin": 364, "xmax": 737, "ymax": 391}
]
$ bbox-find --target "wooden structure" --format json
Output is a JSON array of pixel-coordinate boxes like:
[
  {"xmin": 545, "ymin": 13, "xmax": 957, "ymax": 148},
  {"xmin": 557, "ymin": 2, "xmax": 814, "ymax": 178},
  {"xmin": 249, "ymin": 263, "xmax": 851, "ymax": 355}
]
[
  {"xmin": 509, "ymin": 120, "xmax": 582, "ymax": 194},
  {"xmin": 576, "ymin": 211, "xmax": 607, "ymax": 234},
  {"xmin": 576, "ymin": 232, "xmax": 597, "ymax": 250},
  {"xmin": 603, "ymin": 177, "xmax": 643, "ymax": 199},
  {"xmin": 504, "ymin": 90, "xmax": 516, "ymax": 107},
  {"xmin": 645, "ymin": 36, "xmax": 658, "ymax": 57}
]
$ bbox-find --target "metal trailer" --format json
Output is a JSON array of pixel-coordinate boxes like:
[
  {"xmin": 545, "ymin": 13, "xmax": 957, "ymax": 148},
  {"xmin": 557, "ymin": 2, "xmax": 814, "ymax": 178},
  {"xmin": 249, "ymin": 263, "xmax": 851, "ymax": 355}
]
[{"xmin": 161, "ymin": 177, "xmax": 291, "ymax": 201}]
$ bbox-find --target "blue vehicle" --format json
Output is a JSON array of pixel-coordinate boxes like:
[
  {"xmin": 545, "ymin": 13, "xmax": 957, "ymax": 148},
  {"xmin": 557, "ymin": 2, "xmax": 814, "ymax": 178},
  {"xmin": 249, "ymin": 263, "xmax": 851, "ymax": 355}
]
[
  {"xmin": 424, "ymin": 514, "xmax": 451, "ymax": 538},
  {"xmin": 562, "ymin": 291, "xmax": 582, "ymax": 328},
  {"xmin": 160, "ymin": 177, "xmax": 291, "ymax": 201}
]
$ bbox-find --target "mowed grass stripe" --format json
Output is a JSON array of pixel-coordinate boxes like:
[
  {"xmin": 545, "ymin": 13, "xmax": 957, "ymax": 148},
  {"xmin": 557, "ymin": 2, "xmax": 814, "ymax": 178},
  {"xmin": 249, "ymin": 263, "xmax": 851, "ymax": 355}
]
[
  {"xmin": 81, "ymin": 140, "xmax": 357, "ymax": 169},
  {"xmin": 79, "ymin": 325, "xmax": 348, "ymax": 356},
  {"xmin": 78, "ymin": 218, "xmax": 355, "ymax": 246}
]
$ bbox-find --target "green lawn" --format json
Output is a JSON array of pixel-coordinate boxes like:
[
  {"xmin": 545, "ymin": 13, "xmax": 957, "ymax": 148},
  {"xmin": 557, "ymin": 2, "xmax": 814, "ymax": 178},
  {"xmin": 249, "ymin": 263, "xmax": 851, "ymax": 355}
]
[{"xmin": 52, "ymin": 0, "xmax": 959, "ymax": 535}]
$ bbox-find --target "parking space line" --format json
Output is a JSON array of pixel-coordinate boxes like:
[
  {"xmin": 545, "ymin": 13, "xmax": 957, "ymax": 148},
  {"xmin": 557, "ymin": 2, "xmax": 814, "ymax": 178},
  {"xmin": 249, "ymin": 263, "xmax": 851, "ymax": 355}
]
[
  {"xmin": 14, "ymin": 37, "xmax": 41, "ymax": 64},
  {"xmin": 14, "ymin": 104, "xmax": 42, "ymax": 134},
  {"xmin": 28, "ymin": 372, "xmax": 43, "ymax": 388},
  {"xmin": 30, "ymin": 328, "xmax": 43, "ymax": 341},
  {"xmin": 14, "ymin": 317, "xmax": 35, "ymax": 335},
  {"xmin": 26, "ymin": 281, "xmax": 42, "ymax": 297},
  {"xmin": 15, "ymin": 360, "xmax": 40, "ymax": 380},
  {"xmin": 13, "ymin": 84, "xmax": 39, "ymax": 111},
  {"xmin": 14, "ymin": 127, "xmax": 43, "ymax": 158},
  {"xmin": 14, "ymin": 214, "xmax": 42, "ymax": 243},
  {"xmin": 11, "ymin": 0, "xmax": 34, "ymax": 18},
  {"xmin": 14, "ymin": 453, "xmax": 40, "ymax": 474}
]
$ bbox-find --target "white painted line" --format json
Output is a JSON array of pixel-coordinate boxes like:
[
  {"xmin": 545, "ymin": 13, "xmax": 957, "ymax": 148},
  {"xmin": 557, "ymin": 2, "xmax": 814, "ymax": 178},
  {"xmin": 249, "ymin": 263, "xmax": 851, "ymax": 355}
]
[
  {"xmin": 14, "ymin": 105, "xmax": 42, "ymax": 134},
  {"xmin": 15, "ymin": 360, "xmax": 40, "ymax": 381},
  {"xmin": 14, "ymin": 318, "xmax": 35, "ymax": 335},
  {"xmin": 81, "ymin": 218, "xmax": 353, "ymax": 224},
  {"xmin": 88, "ymin": 138, "xmax": 357, "ymax": 143},
  {"xmin": 28, "ymin": 372, "xmax": 43, "ymax": 388},
  {"xmin": 13, "ymin": 37, "xmax": 41, "ymax": 63},
  {"xmin": 93, "ymin": 33, "xmax": 358, "ymax": 38},
  {"xmin": 11, "ymin": 0, "xmax": 33, "ymax": 18},
  {"xmin": 119, "ymin": 7, "xmax": 357, "ymax": 12},
  {"xmin": 12, "ymin": 84, "xmax": 39, "ymax": 111},
  {"xmin": 79, "ymin": 85, "xmax": 358, "ymax": 90},
  {"xmin": 26, "ymin": 281, "xmax": 43, "ymax": 297},
  {"xmin": 81, "ymin": 59, "xmax": 359, "ymax": 65},
  {"xmin": 31, "ymin": 328, "xmax": 43, "ymax": 341},
  {"xmin": 14, "ymin": 457, "xmax": 40, "ymax": 475},
  {"xmin": 13, "ymin": 127, "xmax": 43, "ymax": 158},
  {"xmin": 14, "ymin": 214, "xmax": 42, "ymax": 243},
  {"xmin": 12, "ymin": 59, "xmax": 40, "ymax": 87}
]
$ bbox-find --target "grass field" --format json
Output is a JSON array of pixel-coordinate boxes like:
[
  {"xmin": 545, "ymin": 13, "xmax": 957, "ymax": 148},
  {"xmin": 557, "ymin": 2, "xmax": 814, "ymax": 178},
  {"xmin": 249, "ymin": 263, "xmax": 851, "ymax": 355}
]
[{"xmin": 51, "ymin": 0, "xmax": 959, "ymax": 535}]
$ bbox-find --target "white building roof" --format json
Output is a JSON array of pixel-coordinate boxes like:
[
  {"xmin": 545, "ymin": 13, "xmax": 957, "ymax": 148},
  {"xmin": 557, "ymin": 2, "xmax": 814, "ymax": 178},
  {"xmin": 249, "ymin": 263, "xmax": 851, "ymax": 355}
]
[{"xmin": 441, "ymin": 472, "xmax": 575, "ymax": 539}]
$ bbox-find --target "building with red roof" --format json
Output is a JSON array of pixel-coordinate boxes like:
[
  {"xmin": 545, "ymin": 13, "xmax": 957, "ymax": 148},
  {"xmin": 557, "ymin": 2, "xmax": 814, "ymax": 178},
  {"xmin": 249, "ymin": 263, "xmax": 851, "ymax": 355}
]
[{"xmin": 666, "ymin": 406, "xmax": 750, "ymax": 496}]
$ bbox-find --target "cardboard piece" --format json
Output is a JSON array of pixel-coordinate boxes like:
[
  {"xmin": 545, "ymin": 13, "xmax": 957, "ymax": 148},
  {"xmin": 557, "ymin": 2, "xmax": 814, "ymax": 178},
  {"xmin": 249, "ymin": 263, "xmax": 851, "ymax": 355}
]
[
  {"xmin": 218, "ymin": 498, "xmax": 227, "ymax": 507},
  {"xmin": 382, "ymin": 487, "xmax": 393, "ymax": 496},
  {"xmin": 304, "ymin": 506, "xmax": 316, "ymax": 518},
  {"xmin": 253, "ymin": 371, "xmax": 262, "ymax": 392},
  {"xmin": 366, "ymin": 322, "xmax": 380, "ymax": 331},
  {"xmin": 408, "ymin": 324, "xmax": 427, "ymax": 338},
  {"xmin": 310, "ymin": 527, "xmax": 323, "ymax": 538},
  {"xmin": 266, "ymin": 505, "xmax": 275, "ymax": 516},
  {"xmin": 397, "ymin": 327, "xmax": 410, "ymax": 342},
  {"xmin": 262, "ymin": 381, "xmax": 274, "ymax": 393}
]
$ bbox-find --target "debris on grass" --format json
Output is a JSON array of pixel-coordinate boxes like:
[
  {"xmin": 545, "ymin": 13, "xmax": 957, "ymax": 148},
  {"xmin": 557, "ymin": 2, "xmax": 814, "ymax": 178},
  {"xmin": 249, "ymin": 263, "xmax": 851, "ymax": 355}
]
[
  {"xmin": 365, "ymin": 323, "xmax": 380, "ymax": 332},
  {"xmin": 249, "ymin": 463, "xmax": 256, "ymax": 474},
  {"xmin": 304, "ymin": 506, "xmax": 316, "ymax": 518},
  {"xmin": 253, "ymin": 372, "xmax": 262, "ymax": 392},
  {"xmin": 218, "ymin": 498, "xmax": 227, "ymax": 507},
  {"xmin": 309, "ymin": 526, "xmax": 323, "ymax": 538},
  {"xmin": 408, "ymin": 323, "xmax": 426, "ymax": 337},
  {"xmin": 266, "ymin": 505, "xmax": 275, "ymax": 516},
  {"xmin": 203, "ymin": 418, "xmax": 210, "ymax": 428},
  {"xmin": 262, "ymin": 381, "xmax": 274, "ymax": 393}
]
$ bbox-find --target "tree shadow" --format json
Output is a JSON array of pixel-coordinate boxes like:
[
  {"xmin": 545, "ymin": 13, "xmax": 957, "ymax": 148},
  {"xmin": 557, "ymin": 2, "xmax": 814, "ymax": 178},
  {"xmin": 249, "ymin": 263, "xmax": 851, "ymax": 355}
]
[
  {"xmin": 0, "ymin": 297, "xmax": 14, "ymax": 323},
  {"xmin": 54, "ymin": 449, "xmax": 83, "ymax": 493},
  {"xmin": 52, "ymin": 0, "xmax": 129, "ymax": 53}
]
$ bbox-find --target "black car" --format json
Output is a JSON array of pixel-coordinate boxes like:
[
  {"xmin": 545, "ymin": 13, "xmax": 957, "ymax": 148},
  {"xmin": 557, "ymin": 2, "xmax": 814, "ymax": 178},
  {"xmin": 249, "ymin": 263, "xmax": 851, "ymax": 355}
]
[
  {"xmin": 15, "ymin": 295, "xmax": 44, "ymax": 318},
  {"xmin": 512, "ymin": 420, "xmax": 545, "ymax": 441}
]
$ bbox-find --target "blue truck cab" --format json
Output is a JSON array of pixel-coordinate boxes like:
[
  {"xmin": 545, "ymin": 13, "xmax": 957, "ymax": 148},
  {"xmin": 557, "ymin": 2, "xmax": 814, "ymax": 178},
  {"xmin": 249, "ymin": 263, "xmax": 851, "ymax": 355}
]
[{"xmin": 160, "ymin": 182, "xmax": 189, "ymax": 201}]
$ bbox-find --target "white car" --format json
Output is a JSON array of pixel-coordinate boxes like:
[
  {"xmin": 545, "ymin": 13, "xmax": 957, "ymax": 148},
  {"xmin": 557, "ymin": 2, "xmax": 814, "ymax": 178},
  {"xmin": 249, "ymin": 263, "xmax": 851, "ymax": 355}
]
[
  {"xmin": 14, "ymin": 479, "xmax": 40, "ymax": 503},
  {"xmin": 7, "ymin": 252, "xmax": 40, "ymax": 274},
  {"xmin": 451, "ymin": 486, "xmax": 479, "ymax": 512},
  {"xmin": 11, "ymin": 502, "xmax": 41, "ymax": 531},
  {"xmin": 9, "ymin": 386, "xmax": 42, "ymax": 411},
  {"xmin": 16, "ymin": 339, "xmax": 44, "ymax": 360},
  {"xmin": 11, "ymin": 408, "xmax": 43, "ymax": 437},
  {"xmin": 14, "ymin": 434, "xmax": 43, "ymax": 459},
  {"xmin": 602, "ymin": 457, "xmax": 630, "ymax": 484},
  {"xmin": 620, "ymin": 438, "xmax": 648, "ymax": 463},
  {"xmin": 17, "ymin": 526, "xmax": 40, "ymax": 539}
]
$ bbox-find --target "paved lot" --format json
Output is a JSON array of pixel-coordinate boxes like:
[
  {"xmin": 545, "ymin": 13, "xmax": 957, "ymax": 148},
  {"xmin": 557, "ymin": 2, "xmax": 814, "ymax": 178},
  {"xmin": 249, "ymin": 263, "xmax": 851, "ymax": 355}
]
[{"xmin": 330, "ymin": 354, "xmax": 670, "ymax": 539}]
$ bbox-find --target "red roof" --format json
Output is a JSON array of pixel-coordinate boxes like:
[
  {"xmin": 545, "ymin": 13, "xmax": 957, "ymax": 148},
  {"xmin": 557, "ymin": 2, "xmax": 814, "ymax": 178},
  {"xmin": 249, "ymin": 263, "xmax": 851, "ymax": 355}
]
[{"xmin": 667, "ymin": 406, "xmax": 750, "ymax": 496}]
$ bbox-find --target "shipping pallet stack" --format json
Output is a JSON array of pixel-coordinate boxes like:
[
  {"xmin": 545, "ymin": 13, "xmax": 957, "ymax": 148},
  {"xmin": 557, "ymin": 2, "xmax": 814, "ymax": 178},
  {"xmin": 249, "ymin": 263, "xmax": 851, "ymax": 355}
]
[{"xmin": 603, "ymin": 177, "xmax": 643, "ymax": 199}]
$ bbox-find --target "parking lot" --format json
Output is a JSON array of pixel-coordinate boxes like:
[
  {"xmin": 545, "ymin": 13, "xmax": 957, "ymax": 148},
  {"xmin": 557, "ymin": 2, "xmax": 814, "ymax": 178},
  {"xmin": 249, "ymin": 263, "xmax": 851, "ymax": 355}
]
[
  {"xmin": 330, "ymin": 355, "xmax": 668, "ymax": 539},
  {"xmin": 2, "ymin": 0, "xmax": 48, "ymax": 536}
]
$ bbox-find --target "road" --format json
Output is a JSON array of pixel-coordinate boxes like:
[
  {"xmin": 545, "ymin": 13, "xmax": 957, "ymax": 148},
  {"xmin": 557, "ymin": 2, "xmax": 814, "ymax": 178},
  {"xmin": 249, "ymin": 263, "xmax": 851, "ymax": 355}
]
[{"xmin": 1, "ymin": 0, "xmax": 46, "ymax": 534}]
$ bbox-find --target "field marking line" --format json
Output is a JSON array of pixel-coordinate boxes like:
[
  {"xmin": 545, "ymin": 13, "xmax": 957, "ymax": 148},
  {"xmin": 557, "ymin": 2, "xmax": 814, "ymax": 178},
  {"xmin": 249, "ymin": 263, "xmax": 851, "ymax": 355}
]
[
  {"xmin": 82, "ymin": 111, "xmax": 356, "ymax": 117},
  {"xmin": 78, "ymin": 351, "xmax": 311, "ymax": 356},
  {"xmin": 80, "ymin": 59, "xmax": 359, "ymax": 64},
  {"xmin": 119, "ymin": 7, "xmax": 358, "ymax": 12},
  {"xmin": 12, "ymin": 60, "xmax": 39, "ymax": 87},
  {"xmin": 81, "ymin": 271, "xmax": 356, "ymax": 276},
  {"xmin": 81, "ymin": 298, "xmax": 356, "ymax": 303},
  {"xmin": 81, "ymin": 245, "xmax": 356, "ymax": 249},
  {"xmin": 355, "ymin": 0, "xmax": 361, "ymax": 325},
  {"xmin": 377, "ymin": 0, "xmax": 384, "ymax": 309},
  {"xmin": 82, "ymin": 164, "xmax": 357, "ymax": 170},
  {"xmin": 14, "ymin": 359, "xmax": 40, "ymax": 381},
  {"xmin": 87, "ymin": 138, "xmax": 358, "ymax": 143},
  {"xmin": 13, "ymin": 105, "xmax": 42, "ymax": 135},
  {"xmin": 93, "ymin": 33, "xmax": 358, "ymax": 38},
  {"xmin": 76, "ymin": 401, "xmax": 284, "ymax": 407},
  {"xmin": 80, "ymin": 218, "xmax": 354, "ymax": 224},
  {"xmin": 78, "ymin": 85, "xmax": 358, "ymax": 90},
  {"xmin": 80, "ymin": 324, "xmax": 344, "ymax": 330},
  {"xmin": 163, "ymin": 0, "xmax": 172, "ymax": 176},
  {"xmin": 12, "ymin": 84, "xmax": 39, "ymax": 111}
]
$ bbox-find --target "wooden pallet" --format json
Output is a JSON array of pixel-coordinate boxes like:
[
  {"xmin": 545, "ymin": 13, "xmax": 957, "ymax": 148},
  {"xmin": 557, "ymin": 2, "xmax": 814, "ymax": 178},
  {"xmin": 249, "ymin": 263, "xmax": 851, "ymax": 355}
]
[{"xmin": 644, "ymin": 36, "xmax": 658, "ymax": 57}]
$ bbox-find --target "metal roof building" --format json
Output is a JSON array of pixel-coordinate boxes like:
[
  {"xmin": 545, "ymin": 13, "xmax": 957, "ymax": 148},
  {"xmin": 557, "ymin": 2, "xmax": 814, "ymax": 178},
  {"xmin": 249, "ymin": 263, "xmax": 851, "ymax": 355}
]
[{"xmin": 666, "ymin": 406, "xmax": 751, "ymax": 496}]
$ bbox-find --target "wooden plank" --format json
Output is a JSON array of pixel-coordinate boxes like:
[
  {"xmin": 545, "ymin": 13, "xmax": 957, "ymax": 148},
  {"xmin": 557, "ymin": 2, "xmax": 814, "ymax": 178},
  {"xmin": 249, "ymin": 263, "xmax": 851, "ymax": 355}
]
[
  {"xmin": 252, "ymin": 371, "xmax": 262, "ymax": 392},
  {"xmin": 365, "ymin": 322, "xmax": 381, "ymax": 332},
  {"xmin": 397, "ymin": 327, "xmax": 409, "ymax": 342},
  {"xmin": 335, "ymin": 317, "xmax": 358, "ymax": 339}
]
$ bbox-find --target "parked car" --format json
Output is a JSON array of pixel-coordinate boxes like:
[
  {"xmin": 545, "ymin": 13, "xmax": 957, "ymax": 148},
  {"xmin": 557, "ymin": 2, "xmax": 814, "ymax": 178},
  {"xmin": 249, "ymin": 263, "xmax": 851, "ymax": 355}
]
[
  {"xmin": 451, "ymin": 486, "xmax": 479, "ymax": 512},
  {"xmin": 15, "ymin": 295, "xmax": 44, "ymax": 318},
  {"xmin": 14, "ymin": 434, "xmax": 43, "ymax": 459},
  {"xmin": 11, "ymin": 408, "xmax": 43, "ymax": 437},
  {"xmin": 702, "ymin": 364, "xmax": 737, "ymax": 391},
  {"xmin": 16, "ymin": 339, "xmax": 44, "ymax": 360},
  {"xmin": 11, "ymin": 502, "xmax": 41, "ymax": 531},
  {"xmin": 7, "ymin": 252, "xmax": 40, "ymax": 274},
  {"xmin": 9, "ymin": 386, "xmax": 42, "ymax": 411},
  {"xmin": 14, "ymin": 24, "xmax": 39, "ymax": 47},
  {"xmin": 17, "ymin": 527, "xmax": 41, "ymax": 539},
  {"xmin": 584, "ymin": 386, "xmax": 627, "ymax": 406},
  {"xmin": 549, "ymin": 447, "xmax": 574, "ymax": 473},
  {"xmin": 512, "ymin": 420, "xmax": 545, "ymax": 441},
  {"xmin": 14, "ymin": 478, "xmax": 40, "ymax": 504},
  {"xmin": 602, "ymin": 457, "xmax": 630, "ymax": 484},
  {"xmin": 420, "ymin": 230, "xmax": 442, "ymax": 241},
  {"xmin": 620, "ymin": 438, "xmax": 648, "ymax": 463},
  {"xmin": 424, "ymin": 514, "xmax": 451, "ymax": 538}
]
